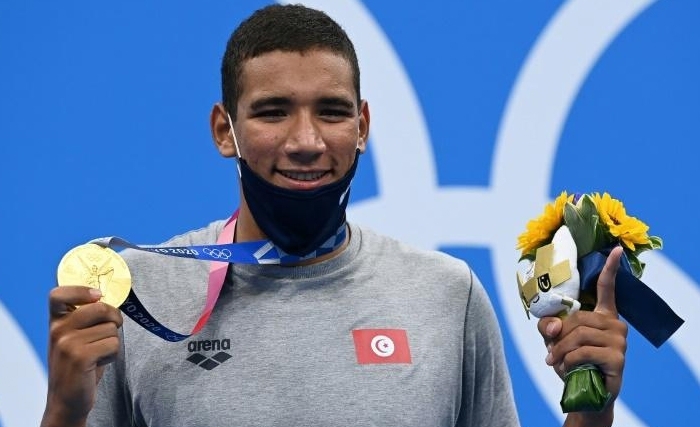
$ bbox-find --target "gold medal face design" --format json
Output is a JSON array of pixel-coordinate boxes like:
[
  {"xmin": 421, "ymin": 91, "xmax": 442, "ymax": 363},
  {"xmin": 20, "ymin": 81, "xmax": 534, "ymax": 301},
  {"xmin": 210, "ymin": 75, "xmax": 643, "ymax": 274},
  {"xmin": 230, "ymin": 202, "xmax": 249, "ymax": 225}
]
[{"xmin": 57, "ymin": 243, "xmax": 132, "ymax": 308}]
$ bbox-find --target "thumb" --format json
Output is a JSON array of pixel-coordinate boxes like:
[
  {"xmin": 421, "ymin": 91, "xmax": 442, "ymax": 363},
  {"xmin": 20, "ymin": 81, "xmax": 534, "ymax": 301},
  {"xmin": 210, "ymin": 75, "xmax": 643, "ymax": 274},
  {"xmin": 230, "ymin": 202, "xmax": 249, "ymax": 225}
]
[
  {"xmin": 49, "ymin": 286, "xmax": 103, "ymax": 318},
  {"xmin": 594, "ymin": 245, "xmax": 623, "ymax": 317}
]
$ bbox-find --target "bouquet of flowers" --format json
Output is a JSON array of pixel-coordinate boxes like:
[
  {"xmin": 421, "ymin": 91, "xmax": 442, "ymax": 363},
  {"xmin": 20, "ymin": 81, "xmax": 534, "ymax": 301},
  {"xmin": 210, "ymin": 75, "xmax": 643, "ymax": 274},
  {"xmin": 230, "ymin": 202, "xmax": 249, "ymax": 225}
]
[
  {"xmin": 515, "ymin": 191, "xmax": 670, "ymax": 412},
  {"xmin": 517, "ymin": 191, "xmax": 662, "ymax": 279}
]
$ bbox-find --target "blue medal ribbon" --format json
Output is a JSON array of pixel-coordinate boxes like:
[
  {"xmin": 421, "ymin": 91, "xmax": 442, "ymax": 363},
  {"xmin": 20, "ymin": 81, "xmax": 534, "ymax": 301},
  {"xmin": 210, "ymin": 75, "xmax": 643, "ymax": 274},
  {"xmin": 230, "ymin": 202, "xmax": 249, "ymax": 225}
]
[
  {"xmin": 95, "ymin": 224, "xmax": 347, "ymax": 265},
  {"xmin": 578, "ymin": 248, "xmax": 684, "ymax": 348},
  {"xmin": 90, "ymin": 220, "xmax": 347, "ymax": 341}
]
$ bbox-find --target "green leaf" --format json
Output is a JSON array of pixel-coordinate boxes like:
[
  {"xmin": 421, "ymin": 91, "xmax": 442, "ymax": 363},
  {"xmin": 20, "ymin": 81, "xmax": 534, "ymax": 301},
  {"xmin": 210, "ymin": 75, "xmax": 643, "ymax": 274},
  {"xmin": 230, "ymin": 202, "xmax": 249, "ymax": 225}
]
[
  {"xmin": 649, "ymin": 235, "xmax": 663, "ymax": 250},
  {"xmin": 564, "ymin": 202, "xmax": 596, "ymax": 256},
  {"xmin": 626, "ymin": 252, "xmax": 645, "ymax": 278},
  {"xmin": 578, "ymin": 194, "xmax": 598, "ymax": 218},
  {"xmin": 560, "ymin": 364, "xmax": 612, "ymax": 413},
  {"xmin": 631, "ymin": 235, "xmax": 663, "ymax": 258},
  {"xmin": 593, "ymin": 214, "xmax": 613, "ymax": 249}
]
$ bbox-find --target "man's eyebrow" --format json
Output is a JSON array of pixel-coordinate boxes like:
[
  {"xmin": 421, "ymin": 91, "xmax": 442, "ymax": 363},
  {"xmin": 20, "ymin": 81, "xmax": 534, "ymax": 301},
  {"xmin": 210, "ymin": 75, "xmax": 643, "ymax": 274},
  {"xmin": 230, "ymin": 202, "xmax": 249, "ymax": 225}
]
[
  {"xmin": 249, "ymin": 96, "xmax": 291, "ymax": 110},
  {"xmin": 249, "ymin": 96, "xmax": 355, "ymax": 111},
  {"xmin": 318, "ymin": 97, "xmax": 355, "ymax": 109}
]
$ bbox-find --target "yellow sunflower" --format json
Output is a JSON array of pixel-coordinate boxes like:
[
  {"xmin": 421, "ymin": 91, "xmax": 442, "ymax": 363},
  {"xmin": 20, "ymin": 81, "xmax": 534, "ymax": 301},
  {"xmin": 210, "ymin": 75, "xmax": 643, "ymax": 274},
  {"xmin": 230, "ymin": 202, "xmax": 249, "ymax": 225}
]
[
  {"xmin": 592, "ymin": 192, "xmax": 651, "ymax": 251},
  {"xmin": 516, "ymin": 191, "xmax": 574, "ymax": 258}
]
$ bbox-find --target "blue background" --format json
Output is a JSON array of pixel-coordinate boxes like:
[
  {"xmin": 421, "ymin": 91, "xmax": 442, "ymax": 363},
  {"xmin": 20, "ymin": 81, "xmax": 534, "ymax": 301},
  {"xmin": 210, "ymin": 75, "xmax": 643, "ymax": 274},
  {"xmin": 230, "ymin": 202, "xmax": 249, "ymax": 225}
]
[{"xmin": 1, "ymin": 1, "xmax": 698, "ymax": 426}]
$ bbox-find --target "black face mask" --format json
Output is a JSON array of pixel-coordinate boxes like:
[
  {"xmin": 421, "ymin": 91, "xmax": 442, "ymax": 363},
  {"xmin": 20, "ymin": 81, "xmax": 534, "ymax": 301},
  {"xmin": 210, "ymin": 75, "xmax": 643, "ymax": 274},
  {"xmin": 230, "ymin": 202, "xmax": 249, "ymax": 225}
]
[{"xmin": 237, "ymin": 149, "xmax": 360, "ymax": 256}]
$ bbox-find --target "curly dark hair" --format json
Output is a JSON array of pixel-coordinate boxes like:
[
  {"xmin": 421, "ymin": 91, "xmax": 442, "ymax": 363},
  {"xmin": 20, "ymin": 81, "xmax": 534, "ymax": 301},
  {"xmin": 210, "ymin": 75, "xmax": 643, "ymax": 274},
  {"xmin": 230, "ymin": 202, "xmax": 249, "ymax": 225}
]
[{"xmin": 221, "ymin": 4, "xmax": 361, "ymax": 119}]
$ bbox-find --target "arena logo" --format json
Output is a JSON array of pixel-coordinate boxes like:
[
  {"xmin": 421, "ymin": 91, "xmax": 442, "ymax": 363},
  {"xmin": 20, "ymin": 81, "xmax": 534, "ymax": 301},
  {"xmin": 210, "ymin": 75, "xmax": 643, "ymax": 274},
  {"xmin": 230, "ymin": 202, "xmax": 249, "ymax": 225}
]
[{"xmin": 186, "ymin": 338, "xmax": 233, "ymax": 371}]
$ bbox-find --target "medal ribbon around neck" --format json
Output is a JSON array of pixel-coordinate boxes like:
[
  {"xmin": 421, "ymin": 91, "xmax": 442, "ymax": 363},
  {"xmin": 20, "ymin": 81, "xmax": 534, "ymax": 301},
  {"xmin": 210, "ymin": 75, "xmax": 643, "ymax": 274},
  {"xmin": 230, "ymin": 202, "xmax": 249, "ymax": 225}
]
[{"xmin": 57, "ymin": 209, "xmax": 348, "ymax": 342}]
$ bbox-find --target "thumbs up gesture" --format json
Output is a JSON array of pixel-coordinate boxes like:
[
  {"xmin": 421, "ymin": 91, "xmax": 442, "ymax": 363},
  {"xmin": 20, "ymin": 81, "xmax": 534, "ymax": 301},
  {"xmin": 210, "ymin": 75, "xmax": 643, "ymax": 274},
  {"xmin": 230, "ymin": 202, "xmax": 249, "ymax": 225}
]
[{"xmin": 538, "ymin": 246, "xmax": 628, "ymax": 425}]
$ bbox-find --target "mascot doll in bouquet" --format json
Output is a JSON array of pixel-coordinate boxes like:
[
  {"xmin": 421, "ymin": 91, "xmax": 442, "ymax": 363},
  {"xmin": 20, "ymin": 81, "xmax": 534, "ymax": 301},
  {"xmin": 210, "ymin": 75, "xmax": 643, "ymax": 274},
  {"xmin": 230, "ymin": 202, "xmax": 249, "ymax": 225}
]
[{"xmin": 517, "ymin": 224, "xmax": 611, "ymax": 412}]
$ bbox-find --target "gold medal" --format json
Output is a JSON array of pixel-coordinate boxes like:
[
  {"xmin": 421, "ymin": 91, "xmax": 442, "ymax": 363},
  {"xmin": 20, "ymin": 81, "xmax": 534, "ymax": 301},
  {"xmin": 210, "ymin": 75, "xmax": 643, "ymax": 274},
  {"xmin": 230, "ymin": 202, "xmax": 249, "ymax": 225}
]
[{"xmin": 56, "ymin": 243, "xmax": 132, "ymax": 308}]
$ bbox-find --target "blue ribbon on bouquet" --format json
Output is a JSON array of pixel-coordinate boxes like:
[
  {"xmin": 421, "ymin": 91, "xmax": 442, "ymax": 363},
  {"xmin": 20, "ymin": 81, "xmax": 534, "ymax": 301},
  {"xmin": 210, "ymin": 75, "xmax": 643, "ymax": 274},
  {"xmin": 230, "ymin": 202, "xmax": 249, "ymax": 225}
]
[{"xmin": 578, "ymin": 247, "xmax": 684, "ymax": 348}]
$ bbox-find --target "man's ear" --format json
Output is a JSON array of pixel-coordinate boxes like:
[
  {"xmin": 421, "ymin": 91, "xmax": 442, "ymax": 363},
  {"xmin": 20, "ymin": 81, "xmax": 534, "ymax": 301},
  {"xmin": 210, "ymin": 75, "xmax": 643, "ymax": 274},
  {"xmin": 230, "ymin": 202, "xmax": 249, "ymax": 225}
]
[
  {"xmin": 357, "ymin": 100, "xmax": 370, "ymax": 153},
  {"xmin": 210, "ymin": 102, "xmax": 237, "ymax": 158}
]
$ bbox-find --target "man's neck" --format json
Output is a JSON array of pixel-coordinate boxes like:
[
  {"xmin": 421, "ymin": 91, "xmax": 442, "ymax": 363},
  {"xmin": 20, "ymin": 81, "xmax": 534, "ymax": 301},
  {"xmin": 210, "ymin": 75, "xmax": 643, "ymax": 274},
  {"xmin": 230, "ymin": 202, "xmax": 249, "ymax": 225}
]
[{"xmin": 233, "ymin": 207, "xmax": 350, "ymax": 266}]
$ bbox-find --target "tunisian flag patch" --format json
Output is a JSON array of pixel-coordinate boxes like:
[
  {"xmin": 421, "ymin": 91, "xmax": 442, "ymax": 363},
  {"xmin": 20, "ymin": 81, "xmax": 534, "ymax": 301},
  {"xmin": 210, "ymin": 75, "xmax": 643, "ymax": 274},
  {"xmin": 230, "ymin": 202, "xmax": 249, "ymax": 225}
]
[{"xmin": 352, "ymin": 329, "xmax": 412, "ymax": 364}]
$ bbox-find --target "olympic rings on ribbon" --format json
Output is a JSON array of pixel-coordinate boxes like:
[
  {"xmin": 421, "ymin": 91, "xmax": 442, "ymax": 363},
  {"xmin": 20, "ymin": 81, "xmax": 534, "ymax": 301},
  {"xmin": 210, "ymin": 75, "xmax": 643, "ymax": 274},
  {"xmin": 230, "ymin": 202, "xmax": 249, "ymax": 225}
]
[{"xmin": 202, "ymin": 247, "xmax": 233, "ymax": 260}]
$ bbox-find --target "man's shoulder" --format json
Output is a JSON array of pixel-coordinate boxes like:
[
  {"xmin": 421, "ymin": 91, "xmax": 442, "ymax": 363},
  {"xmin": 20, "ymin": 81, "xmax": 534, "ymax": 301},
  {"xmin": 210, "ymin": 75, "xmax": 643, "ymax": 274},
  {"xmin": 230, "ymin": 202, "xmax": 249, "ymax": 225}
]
[
  {"xmin": 159, "ymin": 218, "xmax": 228, "ymax": 246},
  {"xmin": 351, "ymin": 222, "xmax": 472, "ymax": 274}
]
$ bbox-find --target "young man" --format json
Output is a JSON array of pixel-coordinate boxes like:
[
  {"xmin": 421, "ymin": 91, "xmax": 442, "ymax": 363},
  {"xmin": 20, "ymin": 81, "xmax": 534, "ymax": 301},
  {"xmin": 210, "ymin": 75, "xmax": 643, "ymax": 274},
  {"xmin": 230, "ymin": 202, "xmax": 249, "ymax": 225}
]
[{"xmin": 42, "ymin": 4, "xmax": 627, "ymax": 427}]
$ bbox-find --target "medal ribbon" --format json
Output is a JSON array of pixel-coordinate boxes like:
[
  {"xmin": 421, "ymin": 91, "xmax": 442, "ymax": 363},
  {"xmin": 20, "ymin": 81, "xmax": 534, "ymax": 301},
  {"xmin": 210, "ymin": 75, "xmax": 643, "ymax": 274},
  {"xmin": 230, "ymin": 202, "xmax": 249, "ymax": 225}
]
[{"xmin": 93, "ymin": 210, "xmax": 347, "ymax": 341}]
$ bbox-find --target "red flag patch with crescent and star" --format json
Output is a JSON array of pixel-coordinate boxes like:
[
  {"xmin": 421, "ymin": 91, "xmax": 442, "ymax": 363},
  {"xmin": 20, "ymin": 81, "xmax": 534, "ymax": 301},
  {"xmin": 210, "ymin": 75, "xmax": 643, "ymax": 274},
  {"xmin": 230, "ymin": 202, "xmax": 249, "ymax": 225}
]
[{"xmin": 352, "ymin": 329, "xmax": 412, "ymax": 364}]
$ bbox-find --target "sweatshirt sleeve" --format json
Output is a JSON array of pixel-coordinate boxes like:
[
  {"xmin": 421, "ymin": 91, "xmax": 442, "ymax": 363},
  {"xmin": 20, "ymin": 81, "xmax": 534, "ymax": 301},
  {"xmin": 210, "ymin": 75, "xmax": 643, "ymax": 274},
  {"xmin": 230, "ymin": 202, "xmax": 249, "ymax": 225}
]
[{"xmin": 456, "ymin": 268, "xmax": 521, "ymax": 427}]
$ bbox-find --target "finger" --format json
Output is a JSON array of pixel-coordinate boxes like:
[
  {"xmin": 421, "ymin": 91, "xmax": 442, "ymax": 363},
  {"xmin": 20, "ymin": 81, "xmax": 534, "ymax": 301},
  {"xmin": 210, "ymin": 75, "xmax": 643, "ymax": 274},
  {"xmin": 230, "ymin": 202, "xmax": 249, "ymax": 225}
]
[
  {"xmin": 73, "ymin": 321, "xmax": 121, "ymax": 344},
  {"xmin": 560, "ymin": 345, "xmax": 625, "ymax": 377},
  {"xmin": 88, "ymin": 338, "xmax": 121, "ymax": 369},
  {"xmin": 65, "ymin": 302, "xmax": 124, "ymax": 330},
  {"xmin": 56, "ymin": 334, "xmax": 122, "ymax": 372},
  {"xmin": 49, "ymin": 286, "xmax": 103, "ymax": 317},
  {"xmin": 51, "ymin": 321, "xmax": 119, "ymax": 353},
  {"xmin": 558, "ymin": 310, "xmax": 624, "ymax": 338},
  {"xmin": 81, "ymin": 327, "xmax": 122, "ymax": 368},
  {"xmin": 84, "ymin": 333, "xmax": 121, "ymax": 363},
  {"xmin": 548, "ymin": 323, "xmax": 627, "ymax": 366},
  {"xmin": 537, "ymin": 317, "xmax": 562, "ymax": 342},
  {"xmin": 594, "ymin": 246, "xmax": 623, "ymax": 317}
]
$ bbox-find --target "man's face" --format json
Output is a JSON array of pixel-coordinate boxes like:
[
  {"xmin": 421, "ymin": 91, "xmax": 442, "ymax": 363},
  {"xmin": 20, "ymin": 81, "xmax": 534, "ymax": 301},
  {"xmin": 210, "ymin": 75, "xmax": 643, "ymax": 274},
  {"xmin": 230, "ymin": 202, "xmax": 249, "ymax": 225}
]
[{"xmin": 233, "ymin": 49, "xmax": 369, "ymax": 190}]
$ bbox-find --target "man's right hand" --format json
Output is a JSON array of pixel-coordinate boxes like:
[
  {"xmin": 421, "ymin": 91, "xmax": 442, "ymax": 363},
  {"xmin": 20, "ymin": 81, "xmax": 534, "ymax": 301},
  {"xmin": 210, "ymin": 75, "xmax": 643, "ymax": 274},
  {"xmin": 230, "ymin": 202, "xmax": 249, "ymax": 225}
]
[{"xmin": 41, "ymin": 286, "xmax": 123, "ymax": 427}]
